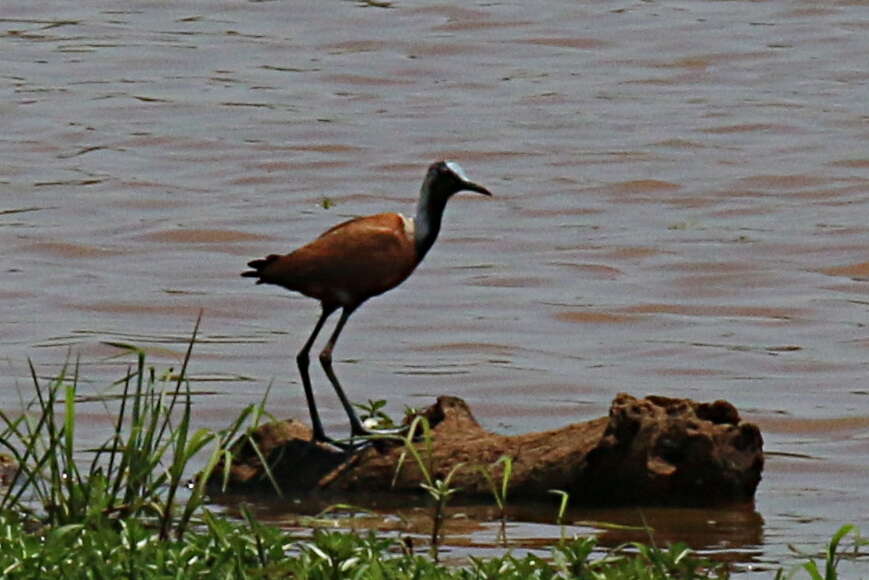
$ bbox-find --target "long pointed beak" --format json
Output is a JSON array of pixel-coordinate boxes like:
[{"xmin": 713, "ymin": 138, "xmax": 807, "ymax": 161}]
[{"xmin": 462, "ymin": 181, "xmax": 492, "ymax": 196}]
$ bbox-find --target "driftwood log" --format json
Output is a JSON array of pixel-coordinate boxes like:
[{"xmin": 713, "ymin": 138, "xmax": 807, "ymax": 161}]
[{"xmin": 212, "ymin": 393, "xmax": 763, "ymax": 506}]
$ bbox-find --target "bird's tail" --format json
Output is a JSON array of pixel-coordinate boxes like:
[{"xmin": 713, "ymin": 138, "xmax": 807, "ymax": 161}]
[{"xmin": 241, "ymin": 255, "xmax": 279, "ymax": 284}]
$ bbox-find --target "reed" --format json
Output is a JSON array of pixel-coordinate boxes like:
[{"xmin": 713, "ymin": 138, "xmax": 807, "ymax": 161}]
[
  {"xmin": 0, "ymin": 316, "xmax": 255, "ymax": 540},
  {"xmin": 392, "ymin": 414, "xmax": 464, "ymax": 561},
  {"xmin": 478, "ymin": 454, "xmax": 513, "ymax": 543}
]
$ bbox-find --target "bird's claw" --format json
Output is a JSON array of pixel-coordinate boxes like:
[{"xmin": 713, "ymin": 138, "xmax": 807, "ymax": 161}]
[
  {"xmin": 315, "ymin": 425, "xmax": 410, "ymax": 453},
  {"xmin": 356, "ymin": 425, "xmax": 409, "ymax": 438}
]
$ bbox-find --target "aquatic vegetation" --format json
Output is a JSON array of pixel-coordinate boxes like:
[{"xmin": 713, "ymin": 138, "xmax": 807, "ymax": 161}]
[
  {"xmin": 478, "ymin": 454, "xmax": 513, "ymax": 544},
  {"xmin": 0, "ymin": 317, "xmax": 257, "ymax": 539},
  {"xmin": 392, "ymin": 414, "xmax": 465, "ymax": 561},
  {"xmin": 0, "ymin": 326, "xmax": 862, "ymax": 578},
  {"xmin": 781, "ymin": 524, "xmax": 868, "ymax": 580},
  {"xmin": 0, "ymin": 510, "xmax": 734, "ymax": 579}
]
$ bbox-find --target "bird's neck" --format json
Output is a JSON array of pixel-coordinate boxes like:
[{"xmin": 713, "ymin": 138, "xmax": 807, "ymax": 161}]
[{"xmin": 413, "ymin": 187, "xmax": 448, "ymax": 261}]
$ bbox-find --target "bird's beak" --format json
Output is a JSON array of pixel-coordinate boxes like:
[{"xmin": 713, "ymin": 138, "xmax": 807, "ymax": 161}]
[{"xmin": 461, "ymin": 181, "xmax": 492, "ymax": 196}]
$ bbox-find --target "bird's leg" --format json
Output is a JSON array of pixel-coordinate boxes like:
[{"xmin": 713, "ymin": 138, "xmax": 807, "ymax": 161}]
[
  {"xmin": 318, "ymin": 306, "xmax": 371, "ymax": 438},
  {"xmin": 320, "ymin": 306, "xmax": 408, "ymax": 442},
  {"xmin": 297, "ymin": 304, "xmax": 338, "ymax": 445}
]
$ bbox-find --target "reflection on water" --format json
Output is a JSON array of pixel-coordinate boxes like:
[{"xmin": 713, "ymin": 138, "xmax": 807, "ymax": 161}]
[
  {"xmin": 2, "ymin": 0, "xmax": 869, "ymax": 573},
  {"xmin": 213, "ymin": 491, "xmax": 766, "ymax": 569}
]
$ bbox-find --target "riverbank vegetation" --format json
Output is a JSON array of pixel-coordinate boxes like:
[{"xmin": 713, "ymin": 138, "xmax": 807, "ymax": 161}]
[{"xmin": 0, "ymin": 325, "xmax": 863, "ymax": 578}]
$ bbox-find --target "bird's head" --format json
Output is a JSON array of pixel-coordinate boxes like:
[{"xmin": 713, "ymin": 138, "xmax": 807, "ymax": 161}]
[{"xmin": 424, "ymin": 160, "xmax": 492, "ymax": 200}]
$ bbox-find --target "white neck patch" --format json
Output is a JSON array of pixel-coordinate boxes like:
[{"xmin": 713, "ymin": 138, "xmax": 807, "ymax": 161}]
[
  {"xmin": 445, "ymin": 161, "xmax": 470, "ymax": 182},
  {"xmin": 399, "ymin": 213, "xmax": 415, "ymax": 239}
]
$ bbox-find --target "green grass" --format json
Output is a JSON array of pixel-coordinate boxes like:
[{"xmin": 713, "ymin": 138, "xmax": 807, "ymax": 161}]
[
  {"xmin": 391, "ymin": 414, "xmax": 466, "ymax": 561},
  {"xmin": 0, "ymin": 510, "xmax": 732, "ymax": 579},
  {"xmin": 0, "ymin": 316, "xmax": 258, "ymax": 539},
  {"xmin": 0, "ymin": 323, "xmax": 864, "ymax": 578},
  {"xmin": 0, "ymin": 508, "xmax": 863, "ymax": 579}
]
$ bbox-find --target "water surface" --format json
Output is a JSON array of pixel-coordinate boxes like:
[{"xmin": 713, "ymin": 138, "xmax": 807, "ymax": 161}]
[{"xmin": 2, "ymin": 0, "xmax": 868, "ymax": 573}]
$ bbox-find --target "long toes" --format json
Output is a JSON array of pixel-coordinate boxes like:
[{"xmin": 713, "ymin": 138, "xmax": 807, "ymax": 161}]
[
  {"xmin": 311, "ymin": 433, "xmax": 351, "ymax": 450},
  {"xmin": 352, "ymin": 424, "xmax": 409, "ymax": 439},
  {"xmin": 336, "ymin": 439, "xmax": 372, "ymax": 452},
  {"xmin": 314, "ymin": 435, "xmax": 371, "ymax": 453}
]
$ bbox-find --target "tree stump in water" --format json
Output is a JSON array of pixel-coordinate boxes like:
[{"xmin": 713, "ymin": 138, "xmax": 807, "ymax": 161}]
[{"xmin": 213, "ymin": 393, "xmax": 763, "ymax": 506}]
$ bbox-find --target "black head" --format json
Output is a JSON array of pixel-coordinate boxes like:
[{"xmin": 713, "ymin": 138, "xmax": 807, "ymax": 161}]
[{"xmin": 424, "ymin": 160, "xmax": 492, "ymax": 199}]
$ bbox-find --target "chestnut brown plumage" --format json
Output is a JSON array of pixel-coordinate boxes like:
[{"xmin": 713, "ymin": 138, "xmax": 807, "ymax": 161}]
[{"xmin": 242, "ymin": 161, "xmax": 491, "ymax": 447}]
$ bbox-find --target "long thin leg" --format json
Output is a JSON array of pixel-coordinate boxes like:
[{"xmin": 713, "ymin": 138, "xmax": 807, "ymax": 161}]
[
  {"xmin": 297, "ymin": 304, "xmax": 337, "ymax": 443},
  {"xmin": 318, "ymin": 306, "xmax": 371, "ymax": 437}
]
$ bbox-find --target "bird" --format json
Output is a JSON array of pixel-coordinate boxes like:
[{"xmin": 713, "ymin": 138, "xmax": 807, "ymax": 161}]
[{"xmin": 242, "ymin": 160, "xmax": 492, "ymax": 447}]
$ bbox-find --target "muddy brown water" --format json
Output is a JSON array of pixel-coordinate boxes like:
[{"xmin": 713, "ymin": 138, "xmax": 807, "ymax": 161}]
[{"xmin": 2, "ymin": 0, "xmax": 868, "ymax": 574}]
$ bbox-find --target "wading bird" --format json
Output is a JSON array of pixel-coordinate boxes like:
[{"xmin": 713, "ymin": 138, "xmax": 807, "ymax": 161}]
[{"xmin": 242, "ymin": 161, "xmax": 492, "ymax": 447}]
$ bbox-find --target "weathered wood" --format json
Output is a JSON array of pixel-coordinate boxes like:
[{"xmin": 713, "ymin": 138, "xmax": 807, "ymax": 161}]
[{"xmin": 213, "ymin": 393, "xmax": 763, "ymax": 506}]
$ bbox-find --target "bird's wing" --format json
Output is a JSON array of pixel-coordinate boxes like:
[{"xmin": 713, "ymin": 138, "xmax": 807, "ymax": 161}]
[
  {"xmin": 316, "ymin": 214, "xmax": 371, "ymax": 239},
  {"xmin": 254, "ymin": 213, "xmax": 419, "ymax": 305}
]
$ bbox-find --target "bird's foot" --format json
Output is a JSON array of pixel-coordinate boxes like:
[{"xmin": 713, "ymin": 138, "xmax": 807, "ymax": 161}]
[
  {"xmin": 325, "ymin": 425, "xmax": 410, "ymax": 453},
  {"xmin": 310, "ymin": 433, "xmax": 384, "ymax": 453},
  {"xmin": 311, "ymin": 433, "xmax": 364, "ymax": 453},
  {"xmin": 351, "ymin": 423, "xmax": 410, "ymax": 442},
  {"xmin": 351, "ymin": 425, "xmax": 410, "ymax": 452},
  {"xmin": 312, "ymin": 425, "xmax": 410, "ymax": 453}
]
